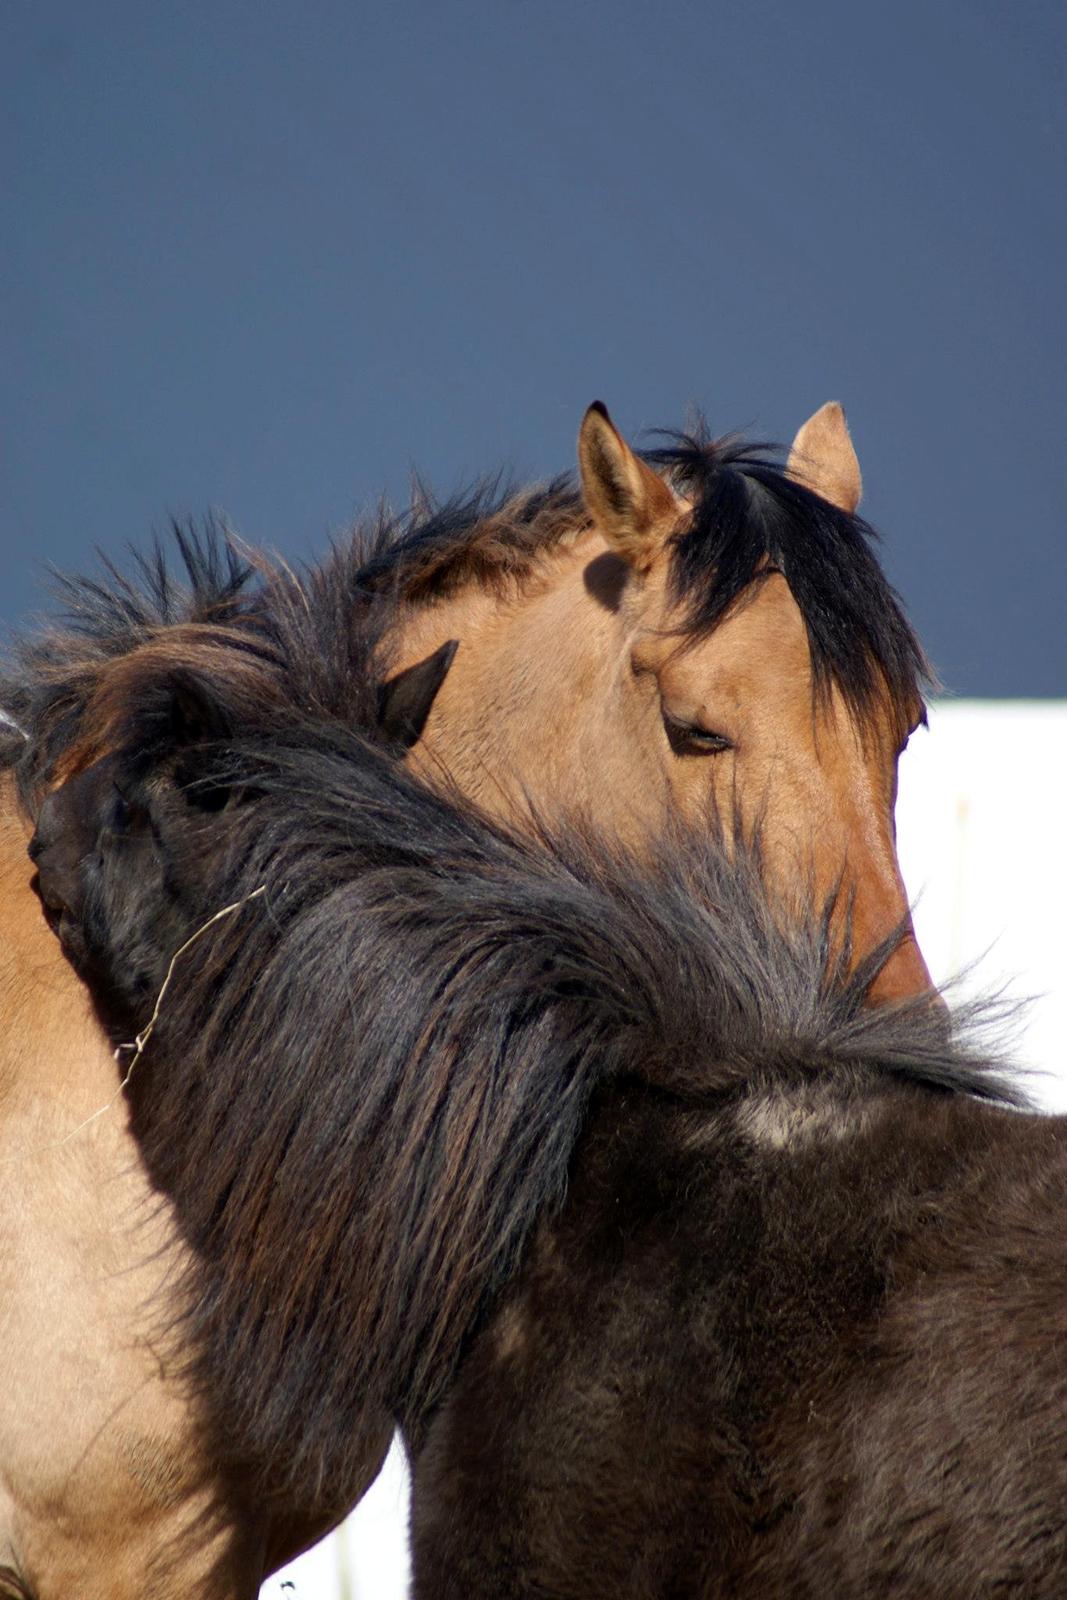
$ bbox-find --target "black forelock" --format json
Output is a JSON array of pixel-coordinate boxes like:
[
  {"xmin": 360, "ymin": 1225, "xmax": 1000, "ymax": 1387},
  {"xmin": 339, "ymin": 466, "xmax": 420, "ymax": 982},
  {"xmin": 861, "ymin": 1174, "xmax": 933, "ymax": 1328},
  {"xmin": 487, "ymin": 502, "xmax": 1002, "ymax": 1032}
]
[{"xmin": 642, "ymin": 423, "xmax": 933, "ymax": 726}]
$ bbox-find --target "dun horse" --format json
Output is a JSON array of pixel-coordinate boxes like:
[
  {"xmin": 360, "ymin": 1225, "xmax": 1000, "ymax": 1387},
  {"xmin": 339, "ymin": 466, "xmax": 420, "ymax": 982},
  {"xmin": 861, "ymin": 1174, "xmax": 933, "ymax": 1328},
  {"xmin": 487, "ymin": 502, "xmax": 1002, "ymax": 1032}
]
[{"xmin": 31, "ymin": 656, "xmax": 1067, "ymax": 1600}]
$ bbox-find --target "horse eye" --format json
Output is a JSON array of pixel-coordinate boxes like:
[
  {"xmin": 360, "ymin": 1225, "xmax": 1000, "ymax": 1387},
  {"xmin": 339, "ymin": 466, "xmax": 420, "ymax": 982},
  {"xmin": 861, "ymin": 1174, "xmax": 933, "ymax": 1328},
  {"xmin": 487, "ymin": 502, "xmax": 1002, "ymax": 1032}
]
[
  {"xmin": 663, "ymin": 715, "xmax": 733, "ymax": 756},
  {"xmin": 0, "ymin": 1568, "xmax": 34, "ymax": 1600},
  {"xmin": 185, "ymin": 781, "xmax": 232, "ymax": 814}
]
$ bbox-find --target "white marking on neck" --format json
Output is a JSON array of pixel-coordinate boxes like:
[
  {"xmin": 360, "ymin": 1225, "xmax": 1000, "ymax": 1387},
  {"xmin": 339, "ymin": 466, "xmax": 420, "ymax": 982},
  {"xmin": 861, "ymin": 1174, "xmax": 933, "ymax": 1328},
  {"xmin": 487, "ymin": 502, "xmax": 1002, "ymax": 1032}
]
[{"xmin": 737, "ymin": 1087, "xmax": 875, "ymax": 1151}]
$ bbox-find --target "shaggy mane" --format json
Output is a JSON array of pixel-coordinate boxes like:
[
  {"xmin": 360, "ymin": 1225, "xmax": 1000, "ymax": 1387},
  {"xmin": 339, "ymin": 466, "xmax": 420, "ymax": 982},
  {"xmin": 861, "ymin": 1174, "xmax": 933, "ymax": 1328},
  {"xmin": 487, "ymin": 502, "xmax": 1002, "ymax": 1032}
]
[
  {"xmin": 0, "ymin": 522, "xmax": 399, "ymax": 808},
  {"xmin": 75, "ymin": 718, "xmax": 1023, "ymax": 1515},
  {"xmin": 345, "ymin": 475, "xmax": 585, "ymax": 603},
  {"xmin": 0, "ymin": 522, "xmax": 253, "ymax": 801}
]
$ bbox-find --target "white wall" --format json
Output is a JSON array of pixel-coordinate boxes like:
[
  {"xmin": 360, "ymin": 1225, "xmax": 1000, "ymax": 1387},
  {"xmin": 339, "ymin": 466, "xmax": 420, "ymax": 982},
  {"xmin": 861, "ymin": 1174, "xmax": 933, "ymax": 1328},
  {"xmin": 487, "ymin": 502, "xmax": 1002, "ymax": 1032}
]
[
  {"xmin": 262, "ymin": 1442, "xmax": 412, "ymax": 1600},
  {"xmin": 263, "ymin": 700, "xmax": 1067, "ymax": 1598},
  {"xmin": 897, "ymin": 702, "xmax": 1067, "ymax": 1109}
]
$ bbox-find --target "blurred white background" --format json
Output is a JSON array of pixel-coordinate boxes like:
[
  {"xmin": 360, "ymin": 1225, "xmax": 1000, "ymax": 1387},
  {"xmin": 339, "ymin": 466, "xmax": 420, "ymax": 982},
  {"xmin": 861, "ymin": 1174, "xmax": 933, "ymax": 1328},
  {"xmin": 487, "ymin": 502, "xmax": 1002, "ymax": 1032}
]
[{"xmin": 263, "ymin": 700, "xmax": 1067, "ymax": 1598}]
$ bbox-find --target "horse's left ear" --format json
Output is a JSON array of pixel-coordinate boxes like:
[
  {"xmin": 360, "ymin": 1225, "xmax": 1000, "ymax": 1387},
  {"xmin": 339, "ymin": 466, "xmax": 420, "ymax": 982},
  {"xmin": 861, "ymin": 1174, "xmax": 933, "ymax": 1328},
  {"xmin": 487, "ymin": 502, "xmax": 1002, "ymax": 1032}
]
[
  {"xmin": 578, "ymin": 402, "xmax": 680, "ymax": 572},
  {"xmin": 786, "ymin": 402, "xmax": 863, "ymax": 514},
  {"xmin": 166, "ymin": 672, "xmax": 236, "ymax": 746},
  {"xmin": 378, "ymin": 639, "xmax": 459, "ymax": 750}
]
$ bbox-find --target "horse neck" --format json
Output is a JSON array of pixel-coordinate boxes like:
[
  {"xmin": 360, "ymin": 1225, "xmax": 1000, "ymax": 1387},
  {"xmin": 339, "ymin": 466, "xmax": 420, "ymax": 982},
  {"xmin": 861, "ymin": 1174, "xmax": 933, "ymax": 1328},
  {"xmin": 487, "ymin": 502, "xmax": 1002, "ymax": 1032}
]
[
  {"xmin": 0, "ymin": 776, "xmax": 179, "ymax": 1266},
  {"xmin": 395, "ymin": 535, "xmax": 669, "ymax": 835},
  {"xmin": 0, "ymin": 781, "xmax": 275, "ymax": 1594},
  {"xmin": 0, "ymin": 784, "xmax": 119, "ymax": 1109}
]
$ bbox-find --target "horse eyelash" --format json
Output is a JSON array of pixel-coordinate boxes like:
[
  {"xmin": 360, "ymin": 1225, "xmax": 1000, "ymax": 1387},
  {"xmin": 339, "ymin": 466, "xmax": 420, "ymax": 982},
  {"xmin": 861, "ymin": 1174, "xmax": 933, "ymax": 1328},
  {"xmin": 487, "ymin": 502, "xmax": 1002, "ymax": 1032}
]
[{"xmin": 662, "ymin": 715, "xmax": 733, "ymax": 756}]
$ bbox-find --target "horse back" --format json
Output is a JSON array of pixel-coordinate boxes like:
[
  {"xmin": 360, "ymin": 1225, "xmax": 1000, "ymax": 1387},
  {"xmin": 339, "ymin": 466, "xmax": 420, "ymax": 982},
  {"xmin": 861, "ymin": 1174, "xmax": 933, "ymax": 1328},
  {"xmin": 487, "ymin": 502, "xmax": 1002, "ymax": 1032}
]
[{"xmin": 410, "ymin": 1077, "xmax": 1067, "ymax": 1599}]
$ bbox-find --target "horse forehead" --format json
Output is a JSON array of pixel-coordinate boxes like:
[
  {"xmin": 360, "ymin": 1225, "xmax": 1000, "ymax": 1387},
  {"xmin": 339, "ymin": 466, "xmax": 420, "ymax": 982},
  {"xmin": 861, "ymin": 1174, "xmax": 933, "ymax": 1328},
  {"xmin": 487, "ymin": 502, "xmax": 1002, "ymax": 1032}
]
[{"xmin": 658, "ymin": 576, "xmax": 814, "ymax": 705}]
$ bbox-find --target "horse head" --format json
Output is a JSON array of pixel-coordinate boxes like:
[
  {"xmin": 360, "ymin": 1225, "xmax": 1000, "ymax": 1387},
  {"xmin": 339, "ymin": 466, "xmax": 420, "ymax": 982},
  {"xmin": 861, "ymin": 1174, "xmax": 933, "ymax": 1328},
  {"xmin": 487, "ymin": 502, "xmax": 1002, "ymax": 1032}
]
[
  {"xmin": 386, "ymin": 402, "xmax": 932, "ymax": 1004},
  {"xmin": 572, "ymin": 400, "xmax": 932, "ymax": 1004},
  {"xmin": 28, "ymin": 633, "xmax": 459, "ymax": 1026}
]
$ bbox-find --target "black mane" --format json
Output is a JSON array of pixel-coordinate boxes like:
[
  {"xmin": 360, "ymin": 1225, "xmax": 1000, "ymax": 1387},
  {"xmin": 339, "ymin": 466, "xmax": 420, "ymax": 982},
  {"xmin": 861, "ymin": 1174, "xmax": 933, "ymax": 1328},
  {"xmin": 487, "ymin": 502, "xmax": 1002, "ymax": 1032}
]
[
  {"xmin": 59, "ymin": 707, "xmax": 1022, "ymax": 1516},
  {"xmin": 351, "ymin": 475, "xmax": 583, "ymax": 602},
  {"xmin": 337, "ymin": 418, "xmax": 931, "ymax": 731},
  {"xmin": 0, "ymin": 521, "xmax": 400, "ymax": 807},
  {"xmin": 644, "ymin": 426, "xmax": 933, "ymax": 723},
  {"xmin": 0, "ymin": 521, "xmax": 253, "ymax": 799}
]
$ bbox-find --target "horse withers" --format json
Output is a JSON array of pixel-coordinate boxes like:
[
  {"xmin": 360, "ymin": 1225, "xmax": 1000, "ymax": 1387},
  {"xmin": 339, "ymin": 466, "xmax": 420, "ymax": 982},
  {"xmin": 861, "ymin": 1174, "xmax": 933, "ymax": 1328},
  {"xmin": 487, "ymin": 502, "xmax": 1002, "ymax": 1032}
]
[{"xmin": 29, "ymin": 672, "xmax": 1067, "ymax": 1600}]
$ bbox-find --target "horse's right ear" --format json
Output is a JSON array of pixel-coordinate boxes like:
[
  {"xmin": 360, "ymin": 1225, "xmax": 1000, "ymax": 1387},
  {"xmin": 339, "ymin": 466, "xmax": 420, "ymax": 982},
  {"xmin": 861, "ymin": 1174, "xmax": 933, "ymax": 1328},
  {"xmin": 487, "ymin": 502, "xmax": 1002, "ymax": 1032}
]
[
  {"xmin": 165, "ymin": 671, "xmax": 236, "ymax": 747},
  {"xmin": 378, "ymin": 639, "xmax": 459, "ymax": 750},
  {"xmin": 578, "ymin": 402, "xmax": 680, "ymax": 572},
  {"xmin": 154, "ymin": 671, "xmax": 241, "ymax": 811},
  {"xmin": 786, "ymin": 402, "xmax": 863, "ymax": 514}
]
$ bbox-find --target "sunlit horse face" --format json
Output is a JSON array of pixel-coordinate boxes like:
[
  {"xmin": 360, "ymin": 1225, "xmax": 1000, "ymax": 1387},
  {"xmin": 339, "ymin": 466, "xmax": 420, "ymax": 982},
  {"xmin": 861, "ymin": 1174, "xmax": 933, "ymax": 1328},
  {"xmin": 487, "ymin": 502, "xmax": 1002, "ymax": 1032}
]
[
  {"xmin": 396, "ymin": 402, "xmax": 931, "ymax": 1004},
  {"xmin": 0, "ymin": 778, "xmax": 342, "ymax": 1597}
]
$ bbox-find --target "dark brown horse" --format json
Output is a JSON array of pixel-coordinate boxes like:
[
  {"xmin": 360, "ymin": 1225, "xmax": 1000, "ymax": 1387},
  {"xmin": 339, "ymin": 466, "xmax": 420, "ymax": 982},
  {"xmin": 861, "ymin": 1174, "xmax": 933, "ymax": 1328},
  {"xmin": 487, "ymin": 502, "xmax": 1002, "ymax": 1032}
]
[{"xmin": 29, "ymin": 662, "xmax": 1065, "ymax": 1600}]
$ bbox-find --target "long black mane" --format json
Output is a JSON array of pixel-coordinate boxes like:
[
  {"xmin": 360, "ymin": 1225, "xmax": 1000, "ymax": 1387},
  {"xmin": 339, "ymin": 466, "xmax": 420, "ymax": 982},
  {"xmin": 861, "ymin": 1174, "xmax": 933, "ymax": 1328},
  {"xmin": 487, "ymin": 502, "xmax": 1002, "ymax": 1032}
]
[{"xmin": 55, "ymin": 695, "xmax": 1023, "ymax": 1515}]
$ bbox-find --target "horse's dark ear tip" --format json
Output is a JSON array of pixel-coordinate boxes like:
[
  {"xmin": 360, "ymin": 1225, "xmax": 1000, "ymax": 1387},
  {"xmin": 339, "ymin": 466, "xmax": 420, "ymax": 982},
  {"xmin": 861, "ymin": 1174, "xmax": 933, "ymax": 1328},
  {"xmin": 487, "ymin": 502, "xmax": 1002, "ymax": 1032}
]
[
  {"xmin": 168, "ymin": 672, "xmax": 234, "ymax": 746},
  {"xmin": 378, "ymin": 638, "xmax": 459, "ymax": 751}
]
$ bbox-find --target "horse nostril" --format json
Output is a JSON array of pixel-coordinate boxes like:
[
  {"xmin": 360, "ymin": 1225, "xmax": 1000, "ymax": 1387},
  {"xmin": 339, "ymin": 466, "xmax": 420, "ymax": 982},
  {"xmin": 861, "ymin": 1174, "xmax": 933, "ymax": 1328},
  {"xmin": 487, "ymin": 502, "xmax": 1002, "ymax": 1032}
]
[
  {"xmin": 29, "ymin": 864, "xmax": 68, "ymax": 917},
  {"xmin": 40, "ymin": 882, "xmax": 69, "ymax": 916},
  {"xmin": 29, "ymin": 789, "xmax": 64, "ymax": 862}
]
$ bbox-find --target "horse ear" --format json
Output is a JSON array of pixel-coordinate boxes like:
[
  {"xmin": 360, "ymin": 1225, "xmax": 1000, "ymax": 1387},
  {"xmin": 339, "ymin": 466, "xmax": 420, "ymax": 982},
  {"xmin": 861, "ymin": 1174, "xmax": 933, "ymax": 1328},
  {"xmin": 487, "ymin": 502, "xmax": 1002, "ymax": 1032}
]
[
  {"xmin": 378, "ymin": 639, "xmax": 459, "ymax": 750},
  {"xmin": 786, "ymin": 402, "xmax": 863, "ymax": 514},
  {"xmin": 166, "ymin": 672, "xmax": 236, "ymax": 746},
  {"xmin": 578, "ymin": 402, "xmax": 679, "ymax": 571}
]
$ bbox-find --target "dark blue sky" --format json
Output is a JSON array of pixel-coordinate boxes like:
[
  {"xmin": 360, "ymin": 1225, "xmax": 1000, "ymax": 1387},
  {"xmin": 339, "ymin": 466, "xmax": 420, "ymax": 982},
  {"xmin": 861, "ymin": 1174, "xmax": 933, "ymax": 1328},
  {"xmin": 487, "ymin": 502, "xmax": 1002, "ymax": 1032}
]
[{"xmin": 3, "ymin": 1, "xmax": 1064, "ymax": 693}]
